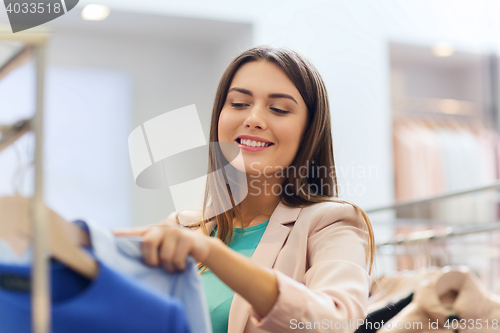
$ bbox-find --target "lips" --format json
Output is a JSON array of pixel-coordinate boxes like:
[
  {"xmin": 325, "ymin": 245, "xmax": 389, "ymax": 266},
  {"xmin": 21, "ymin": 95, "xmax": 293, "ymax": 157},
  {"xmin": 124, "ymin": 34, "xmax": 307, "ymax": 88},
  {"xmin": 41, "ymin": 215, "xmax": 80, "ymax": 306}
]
[
  {"xmin": 235, "ymin": 138, "xmax": 274, "ymax": 146},
  {"xmin": 235, "ymin": 139, "xmax": 274, "ymax": 152},
  {"xmin": 235, "ymin": 135, "xmax": 274, "ymax": 145}
]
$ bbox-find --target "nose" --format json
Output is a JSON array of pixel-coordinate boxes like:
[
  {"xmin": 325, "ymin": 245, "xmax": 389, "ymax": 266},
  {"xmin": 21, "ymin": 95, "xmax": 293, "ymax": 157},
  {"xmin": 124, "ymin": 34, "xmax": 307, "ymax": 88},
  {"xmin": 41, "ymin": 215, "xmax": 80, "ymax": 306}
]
[{"xmin": 243, "ymin": 104, "xmax": 267, "ymax": 130}]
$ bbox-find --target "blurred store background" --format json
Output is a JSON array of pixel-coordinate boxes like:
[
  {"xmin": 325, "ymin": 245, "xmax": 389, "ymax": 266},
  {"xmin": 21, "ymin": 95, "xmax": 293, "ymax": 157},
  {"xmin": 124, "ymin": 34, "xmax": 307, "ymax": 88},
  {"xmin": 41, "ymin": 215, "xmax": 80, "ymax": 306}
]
[{"xmin": 2, "ymin": 0, "xmax": 500, "ymax": 281}]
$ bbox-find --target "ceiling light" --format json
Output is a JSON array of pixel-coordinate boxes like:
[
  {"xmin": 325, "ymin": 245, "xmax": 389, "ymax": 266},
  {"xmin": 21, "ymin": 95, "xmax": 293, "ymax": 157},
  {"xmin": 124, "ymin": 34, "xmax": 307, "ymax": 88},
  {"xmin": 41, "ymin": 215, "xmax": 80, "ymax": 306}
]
[
  {"xmin": 82, "ymin": 4, "xmax": 110, "ymax": 21},
  {"xmin": 432, "ymin": 42, "xmax": 454, "ymax": 57}
]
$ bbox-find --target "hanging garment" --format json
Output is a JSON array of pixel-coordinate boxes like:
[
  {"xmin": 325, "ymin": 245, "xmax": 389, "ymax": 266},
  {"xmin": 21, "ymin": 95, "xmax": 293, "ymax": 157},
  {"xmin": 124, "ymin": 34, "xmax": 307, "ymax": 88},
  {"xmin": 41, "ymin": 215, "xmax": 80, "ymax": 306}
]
[
  {"xmin": 0, "ymin": 239, "xmax": 31, "ymax": 264},
  {"xmin": 2, "ymin": 200, "xmax": 371, "ymax": 333},
  {"xmin": 377, "ymin": 267, "xmax": 500, "ymax": 332},
  {"xmin": 74, "ymin": 219, "xmax": 212, "ymax": 333},
  {"xmin": 0, "ymin": 219, "xmax": 212, "ymax": 333},
  {"xmin": 0, "ymin": 258, "xmax": 191, "ymax": 333},
  {"xmin": 355, "ymin": 293, "xmax": 413, "ymax": 333},
  {"xmin": 368, "ymin": 267, "xmax": 441, "ymax": 313}
]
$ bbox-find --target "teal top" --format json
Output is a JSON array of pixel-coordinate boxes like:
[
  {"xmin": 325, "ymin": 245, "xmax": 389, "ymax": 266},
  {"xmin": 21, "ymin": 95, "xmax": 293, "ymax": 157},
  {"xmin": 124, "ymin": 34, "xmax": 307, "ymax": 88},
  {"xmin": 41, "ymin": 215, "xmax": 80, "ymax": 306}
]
[{"xmin": 200, "ymin": 220, "xmax": 270, "ymax": 333}]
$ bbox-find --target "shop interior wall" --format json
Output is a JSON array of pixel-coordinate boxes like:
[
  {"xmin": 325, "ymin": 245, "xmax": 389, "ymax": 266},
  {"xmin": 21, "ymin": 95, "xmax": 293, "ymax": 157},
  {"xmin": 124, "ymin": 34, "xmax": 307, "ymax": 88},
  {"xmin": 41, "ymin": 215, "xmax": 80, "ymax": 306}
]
[
  {"xmin": 0, "ymin": 9, "xmax": 253, "ymax": 228},
  {"xmin": 84, "ymin": 0, "xmax": 500, "ymax": 216},
  {"xmin": 1, "ymin": 0, "xmax": 499, "ymax": 232}
]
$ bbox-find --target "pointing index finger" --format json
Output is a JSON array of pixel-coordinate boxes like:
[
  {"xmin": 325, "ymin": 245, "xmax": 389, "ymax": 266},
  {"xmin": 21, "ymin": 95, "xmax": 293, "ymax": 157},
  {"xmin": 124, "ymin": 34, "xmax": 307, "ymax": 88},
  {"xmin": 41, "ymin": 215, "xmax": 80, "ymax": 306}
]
[
  {"xmin": 113, "ymin": 224, "xmax": 183, "ymax": 237},
  {"xmin": 112, "ymin": 227, "xmax": 151, "ymax": 237}
]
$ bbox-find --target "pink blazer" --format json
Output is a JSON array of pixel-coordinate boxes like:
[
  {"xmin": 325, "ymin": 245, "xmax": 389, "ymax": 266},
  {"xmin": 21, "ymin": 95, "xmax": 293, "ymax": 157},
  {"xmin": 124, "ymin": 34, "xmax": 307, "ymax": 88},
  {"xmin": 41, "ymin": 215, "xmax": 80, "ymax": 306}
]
[{"xmin": 174, "ymin": 200, "xmax": 371, "ymax": 333}]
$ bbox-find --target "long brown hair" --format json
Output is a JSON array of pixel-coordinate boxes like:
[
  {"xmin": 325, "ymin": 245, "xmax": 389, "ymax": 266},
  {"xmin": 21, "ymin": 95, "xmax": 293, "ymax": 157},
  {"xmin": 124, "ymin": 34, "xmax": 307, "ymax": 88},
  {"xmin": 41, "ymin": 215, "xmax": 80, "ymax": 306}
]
[{"xmin": 184, "ymin": 45, "xmax": 375, "ymax": 275}]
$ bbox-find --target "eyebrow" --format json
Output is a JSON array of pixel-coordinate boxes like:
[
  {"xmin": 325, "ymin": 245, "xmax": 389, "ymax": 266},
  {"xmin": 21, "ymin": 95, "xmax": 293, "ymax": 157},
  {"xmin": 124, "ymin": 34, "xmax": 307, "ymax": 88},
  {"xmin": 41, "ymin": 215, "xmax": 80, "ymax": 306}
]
[{"xmin": 227, "ymin": 87, "xmax": 298, "ymax": 105}]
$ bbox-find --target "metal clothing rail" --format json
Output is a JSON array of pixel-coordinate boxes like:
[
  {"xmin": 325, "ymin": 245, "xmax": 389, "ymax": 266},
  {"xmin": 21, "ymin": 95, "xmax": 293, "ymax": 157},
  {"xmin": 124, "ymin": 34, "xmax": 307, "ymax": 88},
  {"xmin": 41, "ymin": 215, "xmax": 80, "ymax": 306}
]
[
  {"xmin": 376, "ymin": 221, "xmax": 500, "ymax": 247},
  {"xmin": 365, "ymin": 180, "xmax": 500, "ymax": 214},
  {"xmin": 0, "ymin": 26, "xmax": 49, "ymax": 333}
]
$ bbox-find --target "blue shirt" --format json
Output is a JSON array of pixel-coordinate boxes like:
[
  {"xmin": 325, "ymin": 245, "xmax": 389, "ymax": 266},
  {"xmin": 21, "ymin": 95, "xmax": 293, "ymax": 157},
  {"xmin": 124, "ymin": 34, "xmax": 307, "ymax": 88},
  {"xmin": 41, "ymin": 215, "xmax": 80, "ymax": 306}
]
[
  {"xmin": 75, "ymin": 219, "xmax": 212, "ymax": 333},
  {"xmin": 0, "ymin": 258, "xmax": 191, "ymax": 333},
  {"xmin": 0, "ymin": 219, "xmax": 212, "ymax": 333},
  {"xmin": 201, "ymin": 220, "xmax": 269, "ymax": 333}
]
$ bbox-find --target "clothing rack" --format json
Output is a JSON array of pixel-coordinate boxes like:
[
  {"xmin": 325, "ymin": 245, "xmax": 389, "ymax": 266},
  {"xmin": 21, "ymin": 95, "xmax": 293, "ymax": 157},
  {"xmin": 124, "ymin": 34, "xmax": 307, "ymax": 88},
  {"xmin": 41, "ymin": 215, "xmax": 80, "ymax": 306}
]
[
  {"xmin": 376, "ymin": 221, "xmax": 500, "ymax": 247},
  {"xmin": 0, "ymin": 26, "xmax": 49, "ymax": 333},
  {"xmin": 366, "ymin": 180, "xmax": 500, "ymax": 249},
  {"xmin": 365, "ymin": 180, "xmax": 500, "ymax": 214}
]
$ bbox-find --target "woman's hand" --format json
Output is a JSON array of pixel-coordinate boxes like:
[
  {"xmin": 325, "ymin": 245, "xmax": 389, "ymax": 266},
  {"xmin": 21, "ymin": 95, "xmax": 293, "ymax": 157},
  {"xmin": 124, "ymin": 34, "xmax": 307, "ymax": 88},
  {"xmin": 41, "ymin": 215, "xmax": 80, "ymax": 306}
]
[
  {"xmin": 114, "ymin": 220, "xmax": 280, "ymax": 318},
  {"xmin": 113, "ymin": 225, "xmax": 217, "ymax": 273}
]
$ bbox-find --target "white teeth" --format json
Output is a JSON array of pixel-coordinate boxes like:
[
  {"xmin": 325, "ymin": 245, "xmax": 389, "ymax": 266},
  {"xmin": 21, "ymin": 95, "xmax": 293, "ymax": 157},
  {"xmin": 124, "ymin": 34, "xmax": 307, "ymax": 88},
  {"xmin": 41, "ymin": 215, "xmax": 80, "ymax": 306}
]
[{"xmin": 239, "ymin": 139, "xmax": 271, "ymax": 147}]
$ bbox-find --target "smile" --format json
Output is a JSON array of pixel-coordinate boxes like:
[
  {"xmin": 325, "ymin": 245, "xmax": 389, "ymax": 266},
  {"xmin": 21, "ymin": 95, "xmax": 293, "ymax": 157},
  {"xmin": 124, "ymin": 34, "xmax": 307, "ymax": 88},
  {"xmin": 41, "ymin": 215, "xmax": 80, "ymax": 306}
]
[{"xmin": 235, "ymin": 138, "xmax": 274, "ymax": 152}]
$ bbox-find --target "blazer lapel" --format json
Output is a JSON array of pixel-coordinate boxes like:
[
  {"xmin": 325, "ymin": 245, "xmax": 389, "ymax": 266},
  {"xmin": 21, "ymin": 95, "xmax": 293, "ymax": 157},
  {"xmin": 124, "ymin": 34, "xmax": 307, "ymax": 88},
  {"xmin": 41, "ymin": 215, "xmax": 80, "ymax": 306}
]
[{"xmin": 228, "ymin": 201, "xmax": 302, "ymax": 333}]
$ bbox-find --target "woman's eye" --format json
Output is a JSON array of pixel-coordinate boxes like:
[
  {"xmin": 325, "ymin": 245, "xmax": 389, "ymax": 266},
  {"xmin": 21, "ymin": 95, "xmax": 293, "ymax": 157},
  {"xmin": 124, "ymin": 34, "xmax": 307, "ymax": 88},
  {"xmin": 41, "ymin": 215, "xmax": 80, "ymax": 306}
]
[
  {"xmin": 230, "ymin": 103, "xmax": 289, "ymax": 115},
  {"xmin": 231, "ymin": 103, "xmax": 247, "ymax": 108},
  {"xmin": 271, "ymin": 107, "xmax": 289, "ymax": 115}
]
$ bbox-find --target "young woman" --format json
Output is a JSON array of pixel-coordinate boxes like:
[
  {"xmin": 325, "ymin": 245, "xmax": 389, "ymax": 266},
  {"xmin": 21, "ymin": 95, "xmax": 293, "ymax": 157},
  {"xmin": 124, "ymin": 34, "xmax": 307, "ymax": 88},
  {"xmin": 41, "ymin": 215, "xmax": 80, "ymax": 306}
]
[{"xmin": 114, "ymin": 45, "xmax": 376, "ymax": 333}]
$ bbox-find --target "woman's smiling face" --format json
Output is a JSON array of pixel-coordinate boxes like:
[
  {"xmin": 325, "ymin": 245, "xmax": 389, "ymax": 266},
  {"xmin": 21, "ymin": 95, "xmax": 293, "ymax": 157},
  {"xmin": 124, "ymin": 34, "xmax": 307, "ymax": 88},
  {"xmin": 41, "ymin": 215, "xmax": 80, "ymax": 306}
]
[{"xmin": 218, "ymin": 60, "xmax": 309, "ymax": 176}]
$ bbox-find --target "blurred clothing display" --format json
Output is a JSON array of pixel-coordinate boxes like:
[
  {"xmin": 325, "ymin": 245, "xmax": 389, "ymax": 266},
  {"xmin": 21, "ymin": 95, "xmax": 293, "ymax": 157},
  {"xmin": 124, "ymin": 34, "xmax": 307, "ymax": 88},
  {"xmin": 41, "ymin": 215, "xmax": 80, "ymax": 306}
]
[
  {"xmin": 374, "ymin": 267, "xmax": 500, "ymax": 333},
  {"xmin": 0, "ymin": 219, "xmax": 212, "ymax": 333},
  {"xmin": 367, "ymin": 267, "xmax": 442, "ymax": 314},
  {"xmin": 355, "ymin": 292, "xmax": 414, "ymax": 333},
  {"xmin": 74, "ymin": 219, "xmax": 212, "ymax": 333},
  {"xmin": 393, "ymin": 118, "xmax": 499, "ymax": 224},
  {"xmin": 0, "ymin": 258, "xmax": 191, "ymax": 333}
]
